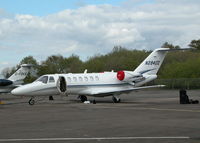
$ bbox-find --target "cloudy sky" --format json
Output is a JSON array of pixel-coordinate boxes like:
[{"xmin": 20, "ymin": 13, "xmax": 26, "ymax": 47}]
[{"xmin": 0, "ymin": 0, "xmax": 200, "ymax": 71}]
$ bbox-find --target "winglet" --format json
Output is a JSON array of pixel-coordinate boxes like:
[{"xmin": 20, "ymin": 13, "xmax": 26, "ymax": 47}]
[
  {"xmin": 20, "ymin": 64, "xmax": 34, "ymax": 68},
  {"xmin": 156, "ymin": 48, "xmax": 193, "ymax": 51}
]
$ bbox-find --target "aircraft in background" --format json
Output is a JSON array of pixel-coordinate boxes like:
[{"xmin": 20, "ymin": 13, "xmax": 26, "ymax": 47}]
[
  {"xmin": 11, "ymin": 48, "xmax": 188, "ymax": 105},
  {"xmin": 0, "ymin": 64, "xmax": 33, "ymax": 93}
]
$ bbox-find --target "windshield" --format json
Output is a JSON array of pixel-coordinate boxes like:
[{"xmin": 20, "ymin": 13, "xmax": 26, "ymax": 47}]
[{"xmin": 35, "ymin": 76, "xmax": 48, "ymax": 84}]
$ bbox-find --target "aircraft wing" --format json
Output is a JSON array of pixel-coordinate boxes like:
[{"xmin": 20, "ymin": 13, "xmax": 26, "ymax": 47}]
[{"xmin": 81, "ymin": 85, "xmax": 165, "ymax": 96}]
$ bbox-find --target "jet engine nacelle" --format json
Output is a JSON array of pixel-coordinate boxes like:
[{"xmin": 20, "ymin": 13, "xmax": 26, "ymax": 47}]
[
  {"xmin": 0, "ymin": 79, "xmax": 13, "ymax": 86},
  {"xmin": 117, "ymin": 71, "xmax": 144, "ymax": 82}
]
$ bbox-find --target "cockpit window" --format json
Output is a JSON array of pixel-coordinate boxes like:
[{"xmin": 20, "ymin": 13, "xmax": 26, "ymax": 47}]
[
  {"xmin": 49, "ymin": 76, "xmax": 55, "ymax": 83},
  {"xmin": 36, "ymin": 76, "xmax": 48, "ymax": 84}
]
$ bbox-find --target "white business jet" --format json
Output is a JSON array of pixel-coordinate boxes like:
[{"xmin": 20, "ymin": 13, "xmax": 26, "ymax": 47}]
[
  {"xmin": 11, "ymin": 48, "xmax": 182, "ymax": 105},
  {"xmin": 0, "ymin": 64, "xmax": 33, "ymax": 93}
]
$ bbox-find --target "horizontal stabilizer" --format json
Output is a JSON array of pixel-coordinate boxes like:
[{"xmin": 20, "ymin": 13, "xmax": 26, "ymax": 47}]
[
  {"xmin": 156, "ymin": 48, "xmax": 193, "ymax": 52},
  {"xmin": 20, "ymin": 64, "xmax": 34, "ymax": 68}
]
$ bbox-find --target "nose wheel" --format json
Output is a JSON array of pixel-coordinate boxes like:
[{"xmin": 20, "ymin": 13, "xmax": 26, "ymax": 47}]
[{"xmin": 28, "ymin": 98, "xmax": 35, "ymax": 105}]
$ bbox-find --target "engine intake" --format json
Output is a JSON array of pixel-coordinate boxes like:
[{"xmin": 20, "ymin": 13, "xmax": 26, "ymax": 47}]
[
  {"xmin": 0, "ymin": 79, "xmax": 13, "ymax": 86},
  {"xmin": 117, "ymin": 71, "xmax": 144, "ymax": 82},
  {"xmin": 117, "ymin": 71, "xmax": 125, "ymax": 81}
]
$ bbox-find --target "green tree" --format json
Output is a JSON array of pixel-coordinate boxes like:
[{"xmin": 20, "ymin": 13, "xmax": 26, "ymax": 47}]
[
  {"xmin": 19, "ymin": 56, "xmax": 38, "ymax": 65},
  {"xmin": 161, "ymin": 42, "xmax": 180, "ymax": 49},
  {"xmin": 189, "ymin": 39, "xmax": 200, "ymax": 50},
  {"xmin": 38, "ymin": 55, "xmax": 66, "ymax": 75},
  {"xmin": 7, "ymin": 41, "xmax": 200, "ymax": 86},
  {"xmin": 37, "ymin": 54, "xmax": 83, "ymax": 75},
  {"xmin": 19, "ymin": 56, "xmax": 38, "ymax": 82},
  {"xmin": 64, "ymin": 55, "xmax": 83, "ymax": 73}
]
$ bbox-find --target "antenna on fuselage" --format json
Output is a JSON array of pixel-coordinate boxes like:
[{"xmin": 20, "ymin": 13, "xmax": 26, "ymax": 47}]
[{"xmin": 84, "ymin": 69, "xmax": 87, "ymax": 74}]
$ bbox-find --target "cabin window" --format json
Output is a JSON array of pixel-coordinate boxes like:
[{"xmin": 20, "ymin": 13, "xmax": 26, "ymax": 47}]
[
  {"xmin": 36, "ymin": 76, "xmax": 48, "ymax": 84},
  {"xmin": 49, "ymin": 76, "xmax": 55, "ymax": 83},
  {"xmin": 67, "ymin": 77, "xmax": 71, "ymax": 82},
  {"xmin": 79, "ymin": 77, "xmax": 83, "ymax": 81},
  {"xmin": 73, "ymin": 77, "xmax": 77, "ymax": 82},
  {"xmin": 95, "ymin": 76, "xmax": 99, "ymax": 81},
  {"xmin": 84, "ymin": 77, "xmax": 88, "ymax": 81},
  {"xmin": 90, "ymin": 76, "xmax": 94, "ymax": 81}
]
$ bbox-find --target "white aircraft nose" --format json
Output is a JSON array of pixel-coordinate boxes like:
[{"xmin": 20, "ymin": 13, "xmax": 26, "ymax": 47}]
[{"xmin": 11, "ymin": 87, "xmax": 24, "ymax": 96}]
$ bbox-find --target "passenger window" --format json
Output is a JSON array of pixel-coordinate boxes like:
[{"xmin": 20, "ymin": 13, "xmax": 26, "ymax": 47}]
[
  {"xmin": 84, "ymin": 77, "xmax": 88, "ymax": 81},
  {"xmin": 90, "ymin": 76, "xmax": 94, "ymax": 81},
  {"xmin": 67, "ymin": 77, "xmax": 71, "ymax": 82},
  {"xmin": 49, "ymin": 76, "xmax": 55, "ymax": 83},
  {"xmin": 79, "ymin": 77, "xmax": 83, "ymax": 81},
  {"xmin": 73, "ymin": 77, "xmax": 77, "ymax": 82},
  {"xmin": 95, "ymin": 76, "xmax": 99, "ymax": 81}
]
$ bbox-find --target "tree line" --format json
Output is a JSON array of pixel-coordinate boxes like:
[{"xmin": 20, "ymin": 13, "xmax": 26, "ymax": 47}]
[{"xmin": 2, "ymin": 39, "xmax": 200, "ymax": 84}]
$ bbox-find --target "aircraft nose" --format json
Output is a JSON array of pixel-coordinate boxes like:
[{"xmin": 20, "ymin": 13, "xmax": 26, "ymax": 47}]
[{"xmin": 11, "ymin": 87, "xmax": 24, "ymax": 96}]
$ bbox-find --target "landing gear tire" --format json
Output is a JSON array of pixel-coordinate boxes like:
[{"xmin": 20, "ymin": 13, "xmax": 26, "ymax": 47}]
[
  {"xmin": 49, "ymin": 96, "xmax": 54, "ymax": 101},
  {"xmin": 112, "ymin": 96, "xmax": 121, "ymax": 103},
  {"xmin": 29, "ymin": 98, "xmax": 35, "ymax": 105},
  {"xmin": 80, "ymin": 95, "xmax": 87, "ymax": 102},
  {"xmin": 92, "ymin": 99, "xmax": 96, "ymax": 104}
]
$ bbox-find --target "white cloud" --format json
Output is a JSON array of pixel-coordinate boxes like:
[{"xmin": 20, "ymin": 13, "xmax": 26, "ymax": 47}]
[
  {"xmin": 0, "ymin": 0, "xmax": 200, "ymax": 70},
  {"xmin": 0, "ymin": 62, "xmax": 9, "ymax": 65}
]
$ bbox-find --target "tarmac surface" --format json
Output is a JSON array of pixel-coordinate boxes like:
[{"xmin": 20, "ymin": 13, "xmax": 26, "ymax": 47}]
[{"xmin": 0, "ymin": 89, "xmax": 200, "ymax": 143}]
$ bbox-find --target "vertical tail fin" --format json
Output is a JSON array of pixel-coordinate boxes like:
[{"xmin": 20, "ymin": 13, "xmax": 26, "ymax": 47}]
[
  {"xmin": 134, "ymin": 48, "xmax": 170, "ymax": 75},
  {"xmin": 8, "ymin": 64, "xmax": 33, "ymax": 82}
]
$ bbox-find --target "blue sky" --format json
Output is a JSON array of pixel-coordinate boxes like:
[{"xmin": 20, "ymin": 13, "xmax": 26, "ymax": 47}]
[
  {"xmin": 0, "ymin": 0, "xmax": 125, "ymax": 16},
  {"xmin": 0, "ymin": 0, "xmax": 200, "ymax": 73}
]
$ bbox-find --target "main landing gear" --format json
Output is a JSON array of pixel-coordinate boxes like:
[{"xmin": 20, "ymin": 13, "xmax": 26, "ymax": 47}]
[
  {"xmin": 49, "ymin": 96, "xmax": 54, "ymax": 100},
  {"xmin": 78, "ymin": 95, "xmax": 97, "ymax": 104},
  {"xmin": 78, "ymin": 95, "xmax": 121, "ymax": 103},
  {"xmin": 28, "ymin": 97, "xmax": 35, "ymax": 105},
  {"xmin": 112, "ymin": 96, "xmax": 121, "ymax": 103},
  {"xmin": 79, "ymin": 95, "xmax": 87, "ymax": 102}
]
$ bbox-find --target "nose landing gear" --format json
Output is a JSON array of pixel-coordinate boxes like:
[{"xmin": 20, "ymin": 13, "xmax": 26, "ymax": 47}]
[{"xmin": 28, "ymin": 97, "xmax": 35, "ymax": 105}]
